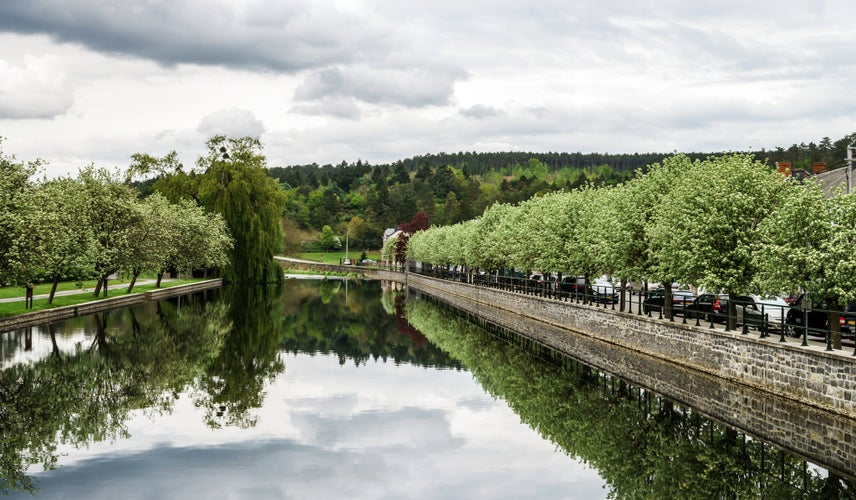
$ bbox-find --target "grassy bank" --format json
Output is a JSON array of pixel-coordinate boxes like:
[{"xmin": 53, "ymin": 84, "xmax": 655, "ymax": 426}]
[{"xmin": 0, "ymin": 278, "xmax": 205, "ymax": 318}]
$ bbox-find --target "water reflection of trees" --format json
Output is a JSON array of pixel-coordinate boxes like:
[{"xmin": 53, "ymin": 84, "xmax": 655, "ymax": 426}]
[
  {"xmin": 278, "ymin": 279, "xmax": 460, "ymax": 369},
  {"xmin": 193, "ymin": 284, "xmax": 285, "ymax": 429},
  {"xmin": 0, "ymin": 295, "xmax": 230, "ymax": 494},
  {"xmin": 405, "ymin": 298, "xmax": 856, "ymax": 499}
]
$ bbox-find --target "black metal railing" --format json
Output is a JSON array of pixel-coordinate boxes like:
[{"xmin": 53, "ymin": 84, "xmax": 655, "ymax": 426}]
[{"xmin": 406, "ymin": 265, "xmax": 856, "ymax": 354}]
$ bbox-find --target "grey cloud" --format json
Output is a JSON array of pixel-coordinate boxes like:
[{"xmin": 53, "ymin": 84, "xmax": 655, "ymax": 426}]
[
  {"xmin": 460, "ymin": 104, "xmax": 502, "ymax": 120},
  {"xmin": 197, "ymin": 108, "xmax": 266, "ymax": 138},
  {"xmin": 294, "ymin": 65, "xmax": 466, "ymax": 108},
  {"xmin": 290, "ymin": 97, "xmax": 362, "ymax": 120},
  {"xmin": 0, "ymin": 1, "xmax": 389, "ymax": 72},
  {"xmin": 0, "ymin": 88, "xmax": 73, "ymax": 120}
]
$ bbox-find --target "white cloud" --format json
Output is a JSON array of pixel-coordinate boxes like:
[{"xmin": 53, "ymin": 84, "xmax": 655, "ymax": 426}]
[
  {"xmin": 294, "ymin": 64, "xmax": 466, "ymax": 108},
  {"xmin": 0, "ymin": 54, "xmax": 73, "ymax": 118},
  {"xmin": 1, "ymin": 1, "xmax": 856, "ymax": 174},
  {"xmin": 197, "ymin": 107, "xmax": 267, "ymax": 139}
]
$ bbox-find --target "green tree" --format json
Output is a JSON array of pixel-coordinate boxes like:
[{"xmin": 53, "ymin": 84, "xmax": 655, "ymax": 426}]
[
  {"xmin": 129, "ymin": 151, "xmax": 200, "ymax": 203},
  {"xmin": 320, "ymin": 224, "xmax": 341, "ymax": 250},
  {"xmin": 197, "ymin": 136, "xmax": 286, "ymax": 284},
  {"xmin": 647, "ymin": 154, "xmax": 784, "ymax": 327},
  {"xmin": 24, "ymin": 177, "xmax": 96, "ymax": 303},
  {"xmin": 77, "ymin": 166, "xmax": 142, "ymax": 297},
  {"xmin": 0, "ymin": 140, "xmax": 42, "ymax": 292},
  {"xmin": 117, "ymin": 193, "xmax": 177, "ymax": 293}
]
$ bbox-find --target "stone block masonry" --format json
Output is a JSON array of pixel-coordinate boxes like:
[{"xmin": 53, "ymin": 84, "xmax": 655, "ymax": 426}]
[{"xmin": 406, "ymin": 273, "xmax": 856, "ymax": 421}]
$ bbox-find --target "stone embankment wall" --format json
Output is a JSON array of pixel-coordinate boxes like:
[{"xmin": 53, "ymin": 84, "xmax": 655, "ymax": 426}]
[
  {"xmin": 406, "ymin": 273, "xmax": 856, "ymax": 421},
  {"xmin": 0, "ymin": 279, "xmax": 222, "ymax": 332}
]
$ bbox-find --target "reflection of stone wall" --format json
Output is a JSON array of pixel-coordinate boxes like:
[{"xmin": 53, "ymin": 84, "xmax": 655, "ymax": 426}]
[
  {"xmin": 407, "ymin": 277, "xmax": 856, "ymax": 480},
  {"xmin": 406, "ymin": 274, "xmax": 856, "ymax": 418}
]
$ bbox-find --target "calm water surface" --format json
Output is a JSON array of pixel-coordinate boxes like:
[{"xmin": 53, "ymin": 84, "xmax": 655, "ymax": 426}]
[
  {"xmin": 0, "ymin": 280, "xmax": 604, "ymax": 499},
  {"xmin": 0, "ymin": 279, "xmax": 851, "ymax": 498}
]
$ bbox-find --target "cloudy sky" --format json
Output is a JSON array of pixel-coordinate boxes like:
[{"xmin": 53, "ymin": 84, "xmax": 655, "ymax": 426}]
[{"xmin": 1, "ymin": 0, "xmax": 855, "ymax": 177}]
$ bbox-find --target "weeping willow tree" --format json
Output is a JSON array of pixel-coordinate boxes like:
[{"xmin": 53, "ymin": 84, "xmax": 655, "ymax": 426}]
[{"xmin": 197, "ymin": 136, "xmax": 286, "ymax": 284}]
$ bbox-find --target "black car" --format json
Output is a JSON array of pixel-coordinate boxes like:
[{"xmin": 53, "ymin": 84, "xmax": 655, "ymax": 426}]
[
  {"xmin": 556, "ymin": 276, "xmax": 585, "ymax": 297},
  {"xmin": 684, "ymin": 294, "xmax": 771, "ymax": 329},
  {"xmin": 841, "ymin": 302, "xmax": 856, "ymax": 337},
  {"xmin": 643, "ymin": 289, "xmax": 695, "ymax": 314},
  {"xmin": 785, "ymin": 296, "xmax": 856, "ymax": 339},
  {"xmin": 589, "ymin": 284, "xmax": 619, "ymax": 304},
  {"xmin": 684, "ymin": 293, "xmax": 724, "ymax": 320},
  {"xmin": 526, "ymin": 274, "xmax": 547, "ymax": 291}
]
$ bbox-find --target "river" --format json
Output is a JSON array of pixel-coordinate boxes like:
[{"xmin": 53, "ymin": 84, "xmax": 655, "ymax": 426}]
[{"xmin": 0, "ymin": 279, "xmax": 851, "ymax": 498}]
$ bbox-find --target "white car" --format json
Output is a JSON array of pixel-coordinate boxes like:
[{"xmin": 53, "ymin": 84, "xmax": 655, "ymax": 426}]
[{"xmin": 749, "ymin": 294, "xmax": 788, "ymax": 332}]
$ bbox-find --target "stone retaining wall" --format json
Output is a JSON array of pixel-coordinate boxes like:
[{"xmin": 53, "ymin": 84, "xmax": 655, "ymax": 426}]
[
  {"xmin": 423, "ymin": 292, "xmax": 856, "ymax": 480},
  {"xmin": 407, "ymin": 273, "xmax": 856, "ymax": 420}
]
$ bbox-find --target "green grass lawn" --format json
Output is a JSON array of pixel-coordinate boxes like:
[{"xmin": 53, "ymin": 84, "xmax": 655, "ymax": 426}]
[
  {"xmin": 296, "ymin": 250, "xmax": 381, "ymax": 265},
  {"xmin": 0, "ymin": 278, "xmax": 205, "ymax": 318},
  {"xmin": 0, "ymin": 273, "xmax": 164, "ymax": 300}
]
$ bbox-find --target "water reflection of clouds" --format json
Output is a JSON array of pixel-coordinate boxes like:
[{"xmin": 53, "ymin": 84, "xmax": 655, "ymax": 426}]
[
  {"xmin": 0, "ymin": 326, "xmax": 92, "ymax": 368},
  {"xmin": 13, "ymin": 352, "xmax": 605, "ymax": 499}
]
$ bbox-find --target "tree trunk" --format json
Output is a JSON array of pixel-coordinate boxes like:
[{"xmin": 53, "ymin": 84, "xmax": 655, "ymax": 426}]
[
  {"xmin": 126, "ymin": 272, "xmax": 139, "ymax": 294},
  {"xmin": 664, "ymin": 284, "xmax": 673, "ymax": 320},
  {"xmin": 48, "ymin": 324, "xmax": 62, "ymax": 358},
  {"xmin": 620, "ymin": 279, "xmax": 627, "ymax": 312},
  {"xmin": 726, "ymin": 290, "xmax": 737, "ymax": 331},
  {"xmin": 156, "ymin": 271, "xmax": 164, "ymax": 288},
  {"xmin": 93, "ymin": 277, "xmax": 103, "ymax": 298},
  {"xmin": 47, "ymin": 275, "xmax": 60, "ymax": 304},
  {"xmin": 828, "ymin": 307, "xmax": 843, "ymax": 349}
]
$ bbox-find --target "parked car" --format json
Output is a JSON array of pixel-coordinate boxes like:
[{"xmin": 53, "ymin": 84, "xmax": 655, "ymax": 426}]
[
  {"xmin": 643, "ymin": 289, "xmax": 696, "ymax": 314},
  {"xmin": 785, "ymin": 296, "xmax": 856, "ymax": 339},
  {"xmin": 749, "ymin": 294, "xmax": 788, "ymax": 332},
  {"xmin": 732, "ymin": 295, "xmax": 775, "ymax": 331},
  {"xmin": 590, "ymin": 285, "xmax": 619, "ymax": 303},
  {"xmin": 528, "ymin": 274, "xmax": 546, "ymax": 290},
  {"xmin": 684, "ymin": 293, "xmax": 724, "ymax": 320},
  {"xmin": 556, "ymin": 276, "xmax": 585, "ymax": 297},
  {"xmin": 684, "ymin": 294, "xmax": 778, "ymax": 331}
]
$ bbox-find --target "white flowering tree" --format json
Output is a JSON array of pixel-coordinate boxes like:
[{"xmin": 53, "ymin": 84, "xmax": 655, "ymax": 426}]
[
  {"xmin": 648, "ymin": 154, "xmax": 785, "ymax": 327},
  {"xmin": 0, "ymin": 143, "xmax": 42, "ymax": 303},
  {"xmin": 78, "ymin": 166, "xmax": 143, "ymax": 297},
  {"xmin": 23, "ymin": 177, "xmax": 97, "ymax": 303},
  {"xmin": 471, "ymin": 202, "xmax": 514, "ymax": 272}
]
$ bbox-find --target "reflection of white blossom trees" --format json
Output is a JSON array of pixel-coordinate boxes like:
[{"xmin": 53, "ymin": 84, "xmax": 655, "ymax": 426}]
[{"xmin": 0, "ymin": 298, "xmax": 230, "ymax": 494}]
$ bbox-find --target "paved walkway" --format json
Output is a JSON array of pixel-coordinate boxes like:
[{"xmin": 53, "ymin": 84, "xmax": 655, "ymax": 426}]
[{"xmin": 0, "ymin": 279, "xmax": 170, "ymax": 303}]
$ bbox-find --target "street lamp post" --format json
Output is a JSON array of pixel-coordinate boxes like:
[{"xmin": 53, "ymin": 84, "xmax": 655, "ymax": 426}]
[{"xmin": 847, "ymin": 144, "xmax": 855, "ymax": 194}]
